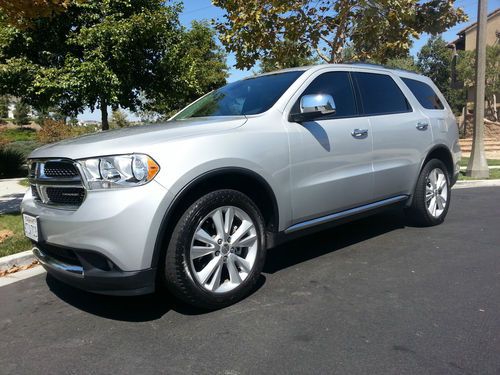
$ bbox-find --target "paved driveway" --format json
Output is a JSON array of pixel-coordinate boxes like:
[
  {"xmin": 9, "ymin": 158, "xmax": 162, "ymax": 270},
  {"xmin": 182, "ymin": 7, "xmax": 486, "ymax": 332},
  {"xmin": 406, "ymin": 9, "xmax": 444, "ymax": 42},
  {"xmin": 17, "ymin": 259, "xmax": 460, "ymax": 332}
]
[{"xmin": 1, "ymin": 187, "xmax": 499, "ymax": 375}]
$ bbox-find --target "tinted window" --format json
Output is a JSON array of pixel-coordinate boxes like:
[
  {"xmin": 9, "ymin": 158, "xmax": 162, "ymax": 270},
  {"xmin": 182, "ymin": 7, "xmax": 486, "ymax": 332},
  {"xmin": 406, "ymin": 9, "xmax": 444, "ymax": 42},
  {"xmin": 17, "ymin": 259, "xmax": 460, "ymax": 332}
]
[
  {"xmin": 402, "ymin": 78, "xmax": 444, "ymax": 110},
  {"xmin": 293, "ymin": 71, "xmax": 357, "ymax": 117},
  {"xmin": 353, "ymin": 72, "xmax": 411, "ymax": 115},
  {"xmin": 174, "ymin": 71, "xmax": 304, "ymax": 119}
]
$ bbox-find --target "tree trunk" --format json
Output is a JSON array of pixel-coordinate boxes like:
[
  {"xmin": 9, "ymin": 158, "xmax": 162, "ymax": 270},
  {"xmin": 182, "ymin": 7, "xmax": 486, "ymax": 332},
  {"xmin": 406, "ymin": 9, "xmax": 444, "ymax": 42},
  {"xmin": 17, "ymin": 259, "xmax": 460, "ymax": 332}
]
[{"xmin": 101, "ymin": 98, "xmax": 109, "ymax": 130}]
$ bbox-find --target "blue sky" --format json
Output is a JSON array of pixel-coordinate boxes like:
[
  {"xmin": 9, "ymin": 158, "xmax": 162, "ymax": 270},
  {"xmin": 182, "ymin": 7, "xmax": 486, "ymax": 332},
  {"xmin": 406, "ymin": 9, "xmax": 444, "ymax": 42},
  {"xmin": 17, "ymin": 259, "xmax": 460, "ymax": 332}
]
[{"xmin": 79, "ymin": 0, "xmax": 499, "ymax": 121}]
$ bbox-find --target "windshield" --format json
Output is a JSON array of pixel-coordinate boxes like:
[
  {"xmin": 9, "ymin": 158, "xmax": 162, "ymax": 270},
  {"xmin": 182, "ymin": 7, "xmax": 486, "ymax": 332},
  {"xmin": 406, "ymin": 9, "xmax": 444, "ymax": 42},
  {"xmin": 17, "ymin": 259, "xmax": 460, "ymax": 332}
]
[{"xmin": 173, "ymin": 71, "xmax": 304, "ymax": 120}]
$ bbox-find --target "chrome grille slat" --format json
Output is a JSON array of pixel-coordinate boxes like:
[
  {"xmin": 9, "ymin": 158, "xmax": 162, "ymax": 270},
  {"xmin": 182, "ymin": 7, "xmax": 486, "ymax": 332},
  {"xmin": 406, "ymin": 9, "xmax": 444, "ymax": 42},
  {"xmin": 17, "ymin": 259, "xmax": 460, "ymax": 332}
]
[{"xmin": 28, "ymin": 159, "xmax": 85, "ymax": 208}]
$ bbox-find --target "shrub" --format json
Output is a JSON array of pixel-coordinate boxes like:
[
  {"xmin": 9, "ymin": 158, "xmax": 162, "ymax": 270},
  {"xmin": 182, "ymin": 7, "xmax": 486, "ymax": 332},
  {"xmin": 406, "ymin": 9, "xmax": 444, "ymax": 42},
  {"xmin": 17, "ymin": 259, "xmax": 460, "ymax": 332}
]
[
  {"xmin": 37, "ymin": 119, "xmax": 71, "ymax": 144},
  {"xmin": 0, "ymin": 148, "xmax": 26, "ymax": 178},
  {"xmin": 4, "ymin": 140, "xmax": 42, "ymax": 158}
]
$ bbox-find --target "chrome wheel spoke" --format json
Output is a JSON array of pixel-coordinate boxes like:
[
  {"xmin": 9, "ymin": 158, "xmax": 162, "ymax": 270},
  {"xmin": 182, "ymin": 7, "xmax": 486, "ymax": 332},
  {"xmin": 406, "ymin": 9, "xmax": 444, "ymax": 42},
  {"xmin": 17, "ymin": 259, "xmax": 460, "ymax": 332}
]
[
  {"xmin": 227, "ymin": 257, "xmax": 242, "ymax": 284},
  {"xmin": 235, "ymin": 233, "xmax": 257, "ymax": 248},
  {"xmin": 429, "ymin": 197, "xmax": 437, "ymax": 216},
  {"xmin": 230, "ymin": 220, "xmax": 253, "ymax": 245},
  {"xmin": 194, "ymin": 228, "xmax": 218, "ymax": 247},
  {"xmin": 233, "ymin": 254, "xmax": 251, "ymax": 273},
  {"xmin": 207, "ymin": 259, "xmax": 224, "ymax": 291},
  {"xmin": 191, "ymin": 245, "xmax": 215, "ymax": 259},
  {"xmin": 211, "ymin": 209, "xmax": 225, "ymax": 239},
  {"xmin": 198, "ymin": 256, "xmax": 222, "ymax": 284},
  {"xmin": 223, "ymin": 207, "xmax": 234, "ymax": 237}
]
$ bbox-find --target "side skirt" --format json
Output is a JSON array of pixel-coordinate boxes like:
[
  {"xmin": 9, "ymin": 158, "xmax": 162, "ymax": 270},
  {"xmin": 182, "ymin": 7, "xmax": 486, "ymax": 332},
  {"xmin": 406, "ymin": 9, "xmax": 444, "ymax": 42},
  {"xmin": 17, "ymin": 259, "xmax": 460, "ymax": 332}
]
[{"xmin": 266, "ymin": 195, "xmax": 409, "ymax": 249}]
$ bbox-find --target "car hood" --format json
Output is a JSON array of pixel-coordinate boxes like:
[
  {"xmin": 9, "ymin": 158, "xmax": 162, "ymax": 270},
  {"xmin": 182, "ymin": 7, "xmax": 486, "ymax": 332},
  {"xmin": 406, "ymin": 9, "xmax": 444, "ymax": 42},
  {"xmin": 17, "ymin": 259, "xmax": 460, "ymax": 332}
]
[{"xmin": 29, "ymin": 116, "xmax": 247, "ymax": 160}]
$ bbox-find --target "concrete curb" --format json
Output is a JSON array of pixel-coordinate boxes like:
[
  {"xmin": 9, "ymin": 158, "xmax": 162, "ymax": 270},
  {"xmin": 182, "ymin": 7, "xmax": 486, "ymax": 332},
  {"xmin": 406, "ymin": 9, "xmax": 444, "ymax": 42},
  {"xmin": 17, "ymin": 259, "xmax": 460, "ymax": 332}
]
[
  {"xmin": 0, "ymin": 249, "xmax": 36, "ymax": 273},
  {"xmin": 453, "ymin": 179, "xmax": 500, "ymax": 189}
]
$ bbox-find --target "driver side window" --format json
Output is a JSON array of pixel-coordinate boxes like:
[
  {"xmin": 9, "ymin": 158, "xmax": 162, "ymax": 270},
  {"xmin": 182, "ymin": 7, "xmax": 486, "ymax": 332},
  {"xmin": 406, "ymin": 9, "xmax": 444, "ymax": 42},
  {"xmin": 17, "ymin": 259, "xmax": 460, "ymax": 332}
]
[{"xmin": 292, "ymin": 71, "xmax": 358, "ymax": 118}]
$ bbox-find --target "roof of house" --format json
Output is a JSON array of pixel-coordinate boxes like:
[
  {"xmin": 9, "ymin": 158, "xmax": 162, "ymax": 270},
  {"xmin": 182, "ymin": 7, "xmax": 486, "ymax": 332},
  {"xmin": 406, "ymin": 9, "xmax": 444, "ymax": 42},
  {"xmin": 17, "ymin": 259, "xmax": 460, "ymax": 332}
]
[{"xmin": 456, "ymin": 8, "xmax": 500, "ymax": 36}]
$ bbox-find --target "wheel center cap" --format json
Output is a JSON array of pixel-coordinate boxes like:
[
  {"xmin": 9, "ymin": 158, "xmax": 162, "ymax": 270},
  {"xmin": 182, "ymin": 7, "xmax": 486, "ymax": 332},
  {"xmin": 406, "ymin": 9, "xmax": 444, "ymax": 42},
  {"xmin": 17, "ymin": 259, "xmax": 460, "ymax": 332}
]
[{"xmin": 221, "ymin": 243, "xmax": 230, "ymax": 255}]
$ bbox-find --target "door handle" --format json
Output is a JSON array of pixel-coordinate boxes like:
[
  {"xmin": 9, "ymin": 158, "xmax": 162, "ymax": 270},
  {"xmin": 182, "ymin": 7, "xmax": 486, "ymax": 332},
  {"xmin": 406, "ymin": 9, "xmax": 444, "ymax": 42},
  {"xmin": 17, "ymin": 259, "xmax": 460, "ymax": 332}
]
[
  {"xmin": 416, "ymin": 122, "xmax": 429, "ymax": 131},
  {"xmin": 351, "ymin": 129, "xmax": 368, "ymax": 138}
]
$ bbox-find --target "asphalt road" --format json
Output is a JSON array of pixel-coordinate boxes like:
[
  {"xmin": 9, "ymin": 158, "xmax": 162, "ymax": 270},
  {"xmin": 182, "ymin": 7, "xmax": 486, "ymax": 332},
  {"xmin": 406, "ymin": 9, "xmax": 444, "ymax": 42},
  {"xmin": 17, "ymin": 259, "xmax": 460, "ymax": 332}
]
[{"xmin": 1, "ymin": 187, "xmax": 499, "ymax": 375}]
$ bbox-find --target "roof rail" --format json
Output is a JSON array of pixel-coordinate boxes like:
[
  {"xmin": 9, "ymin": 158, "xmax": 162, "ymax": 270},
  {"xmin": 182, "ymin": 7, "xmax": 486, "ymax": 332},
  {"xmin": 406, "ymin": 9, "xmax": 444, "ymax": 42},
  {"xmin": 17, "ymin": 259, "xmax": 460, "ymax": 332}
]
[{"xmin": 345, "ymin": 61, "xmax": 419, "ymax": 75}]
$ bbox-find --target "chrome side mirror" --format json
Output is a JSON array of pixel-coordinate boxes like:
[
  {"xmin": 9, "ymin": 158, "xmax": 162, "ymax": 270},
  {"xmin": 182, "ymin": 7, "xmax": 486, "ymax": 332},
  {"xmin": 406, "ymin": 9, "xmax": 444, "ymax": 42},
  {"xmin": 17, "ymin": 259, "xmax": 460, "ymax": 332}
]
[{"xmin": 289, "ymin": 94, "xmax": 336, "ymax": 123}]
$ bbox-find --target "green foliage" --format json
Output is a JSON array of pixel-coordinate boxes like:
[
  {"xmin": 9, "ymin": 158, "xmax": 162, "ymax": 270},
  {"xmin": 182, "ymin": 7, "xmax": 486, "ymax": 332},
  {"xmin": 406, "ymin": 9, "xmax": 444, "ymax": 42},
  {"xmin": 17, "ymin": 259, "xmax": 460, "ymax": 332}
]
[
  {"xmin": 258, "ymin": 39, "xmax": 318, "ymax": 73},
  {"xmin": 417, "ymin": 35, "xmax": 465, "ymax": 113},
  {"xmin": 13, "ymin": 101, "xmax": 30, "ymax": 125},
  {"xmin": 3, "ymin": 140, "xmax": 42, "ymax": 158},
  {"xmin": 213, "ymin": 0, "xmax": 467, "ymax": 69},
  {"xmin": 110, "ymin": 108, "xmax": 129, "ymax": 128},
  {"xmin": 0, "ymin": 95, "xmax": 9, "ymax": 117},
  {"xmin": 456, "ymin": 45, "xmax": 500, "ymax": 118},
  {"xmin": 0, "ymin": 1, "xmax": 228, "ymax": 129},
  {"xmin": 0, "ymin": 127, "xmax": 36, "ymax": 142},
  {"xmin": 0, "ymin": 147, "xmax": 25, "ymax": 178},
  {"xmin": 384, "ymin": 57, "xmax": 420, "ymax": 73}
]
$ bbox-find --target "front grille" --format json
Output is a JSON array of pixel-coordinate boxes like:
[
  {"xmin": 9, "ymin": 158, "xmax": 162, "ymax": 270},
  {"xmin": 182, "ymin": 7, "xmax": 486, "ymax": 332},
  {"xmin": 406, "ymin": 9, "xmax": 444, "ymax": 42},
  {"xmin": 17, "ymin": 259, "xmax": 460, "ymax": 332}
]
[
  {"xmin": 43, "ymin": 161, "xmax": 79, "ymax": 178},
  {"xmin": 46, "ymin": 187, "xmax": 85, "ymax": 205},
  {"xmin": 28, "ymin": 159, "xmax": 85, "ymax": 208}
]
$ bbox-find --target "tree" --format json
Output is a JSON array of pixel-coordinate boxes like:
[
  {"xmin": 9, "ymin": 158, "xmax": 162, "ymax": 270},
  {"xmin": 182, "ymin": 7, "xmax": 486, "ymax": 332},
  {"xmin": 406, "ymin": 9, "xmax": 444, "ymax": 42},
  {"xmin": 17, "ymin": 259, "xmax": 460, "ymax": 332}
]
[
  {"xmin": 111, "ymin": 108, "xmax": 129, "ymax": 128},
  {"xmin": 13, "ymin": 101, "xmax": 30, "ymax": 125},
  {"xmin": 213, "ymin": 0, "xmax": 467, "ymax": 69},
  {"xmin": 417, "ymin": 35, "xmax": 465, "ymax": 113},
  {"xmin": 0, "ymin": 0, "xmax": 73, "ymax": 28},
  {"xmin": 457, "ymin": 45, "xmax": 500, "ymax": 121},
  {"xmin": 143, "ymin": 20, "xmax": 228, "ymax": 117},
  {"xmin": 258, "ymin": 39, "xmax": 318, "ymax": 73},
  {"xmin": 0, "ymin": 95, "xmax": 9, "ymax": 118},
  {"xmin": 0, "ymin": 2, "xmax": 228, "ymax": 129}
]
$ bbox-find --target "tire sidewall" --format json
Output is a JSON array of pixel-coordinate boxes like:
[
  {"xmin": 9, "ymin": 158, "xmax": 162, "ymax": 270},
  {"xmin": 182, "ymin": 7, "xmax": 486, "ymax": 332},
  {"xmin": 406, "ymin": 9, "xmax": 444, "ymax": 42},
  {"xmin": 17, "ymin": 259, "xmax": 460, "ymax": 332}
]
[
  {"xmin": 417, "ymin": 159, "xmax": 451, "ymax": 225},
  {"xmin": 166, "ymin": 189, "xmax": 266, "ymax": 308}
]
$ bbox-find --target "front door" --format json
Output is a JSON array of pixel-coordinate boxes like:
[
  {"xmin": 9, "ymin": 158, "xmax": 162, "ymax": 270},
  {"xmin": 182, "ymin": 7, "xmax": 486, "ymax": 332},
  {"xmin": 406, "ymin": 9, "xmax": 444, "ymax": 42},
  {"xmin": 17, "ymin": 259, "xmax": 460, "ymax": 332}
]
[{"xmin": 286, "ymin": 70, "xmax": 374, "ymax": 224}]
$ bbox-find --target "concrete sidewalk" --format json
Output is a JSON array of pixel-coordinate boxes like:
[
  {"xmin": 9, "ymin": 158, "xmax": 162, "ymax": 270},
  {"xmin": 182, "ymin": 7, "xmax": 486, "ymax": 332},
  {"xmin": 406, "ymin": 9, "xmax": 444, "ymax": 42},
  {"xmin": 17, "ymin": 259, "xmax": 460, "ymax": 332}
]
[{"xmin": 0, "ymin": 178, "xmax": 28, "ymax": 214}]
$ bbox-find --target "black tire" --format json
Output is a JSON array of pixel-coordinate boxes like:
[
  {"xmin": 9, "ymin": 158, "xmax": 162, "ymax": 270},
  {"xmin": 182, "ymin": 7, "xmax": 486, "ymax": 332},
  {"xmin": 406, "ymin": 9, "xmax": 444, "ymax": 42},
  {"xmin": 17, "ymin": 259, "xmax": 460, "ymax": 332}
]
[
  {"xmin": 163, "ymin": 189, "xmax": 266, "ymax": 310},
  {"xmin": 406, "ymin": 158, "xmax": 451, "ymax": 227}
]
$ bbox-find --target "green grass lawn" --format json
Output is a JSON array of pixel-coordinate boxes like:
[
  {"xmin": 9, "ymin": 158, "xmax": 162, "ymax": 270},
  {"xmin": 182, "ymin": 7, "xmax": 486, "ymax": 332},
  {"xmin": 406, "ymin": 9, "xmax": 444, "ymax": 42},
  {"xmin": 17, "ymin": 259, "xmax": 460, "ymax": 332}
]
[
  {"xmin": 0, "ymin": 213, "xmax": 32, "ymax": 257},
  {"xmin": 458, "ymin": 168, "xmax": 500, "ymax": 180},
  {"xmin": 460, "ymin": 157, "xmax": 500, "ymax": 167},
  {"xmin": 0, "ymin": 127, "xmax": 37, "ymax": 142}
]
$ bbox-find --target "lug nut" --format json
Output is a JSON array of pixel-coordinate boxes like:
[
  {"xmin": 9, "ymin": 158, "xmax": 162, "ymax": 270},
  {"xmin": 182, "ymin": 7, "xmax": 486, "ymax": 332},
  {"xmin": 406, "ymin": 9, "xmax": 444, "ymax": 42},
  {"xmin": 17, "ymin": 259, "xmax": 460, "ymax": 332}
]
[
  {"xmin": 227, "ymin": 236, "xmax": 231, "ymax": 242},
  {"xmin": 230, "ymin": 247, "xmax": 234, "ymax": 253},
  {"xmin": 215, "ymin": 251, "xmax": 220, "ymax": 256},
  {"xmin": 217, "ymin": 239, "xmax": 222, "ymax": 244},
  {"xmin": 223, "ymin": 255, "xmax": 228, "ymax": 262}
]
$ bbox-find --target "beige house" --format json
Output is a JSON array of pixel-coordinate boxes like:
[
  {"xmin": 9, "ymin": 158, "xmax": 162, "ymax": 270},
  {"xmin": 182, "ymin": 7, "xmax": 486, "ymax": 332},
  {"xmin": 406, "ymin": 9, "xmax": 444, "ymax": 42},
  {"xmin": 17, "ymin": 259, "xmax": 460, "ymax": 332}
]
[{"xmin": 448, "ymin": 8, "xmax": 499, "ymax": 122}]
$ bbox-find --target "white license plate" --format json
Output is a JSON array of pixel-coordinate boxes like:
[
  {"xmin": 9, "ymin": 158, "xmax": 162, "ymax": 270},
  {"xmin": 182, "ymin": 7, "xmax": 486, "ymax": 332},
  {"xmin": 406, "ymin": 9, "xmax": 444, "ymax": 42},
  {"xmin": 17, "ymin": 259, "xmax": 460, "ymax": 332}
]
[{"xmin": 23, "ymin": 214, "xmax": 39, "ymax": 242}]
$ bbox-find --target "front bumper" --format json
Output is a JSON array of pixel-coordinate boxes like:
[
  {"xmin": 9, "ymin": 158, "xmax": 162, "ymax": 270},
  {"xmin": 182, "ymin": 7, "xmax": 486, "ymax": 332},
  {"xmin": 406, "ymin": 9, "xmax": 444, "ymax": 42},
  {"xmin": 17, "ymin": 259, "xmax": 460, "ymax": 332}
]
[
  {"xmin": 33, "ymin": 244, "xmax": 156, "ymax": 296},
  {"xmin": 21, "ymin": 180, "xmax": 174, "ymax": 295}
]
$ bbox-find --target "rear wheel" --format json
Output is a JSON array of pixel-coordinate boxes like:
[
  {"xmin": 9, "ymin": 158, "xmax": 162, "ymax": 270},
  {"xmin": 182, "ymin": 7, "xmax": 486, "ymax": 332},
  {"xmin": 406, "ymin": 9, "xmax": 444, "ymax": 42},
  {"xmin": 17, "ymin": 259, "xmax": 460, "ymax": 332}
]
[
  {"xmin": 406, "ymin": 159, "xmax": 451, "ymax": 226},
  {"xmin": 164, "ymin": 189, "xmax": 266, "ymax": 309}
]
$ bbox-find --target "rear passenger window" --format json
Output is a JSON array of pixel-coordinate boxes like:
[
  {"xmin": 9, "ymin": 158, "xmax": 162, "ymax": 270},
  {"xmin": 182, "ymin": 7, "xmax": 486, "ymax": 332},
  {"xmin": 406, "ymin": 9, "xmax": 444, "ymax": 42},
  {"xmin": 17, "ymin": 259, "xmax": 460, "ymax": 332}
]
[
  {"xmin": 293, "ymin": 71, "xmax": 357, "ymax": 117},
  {"xmin": 402, "ymin": 78, "xmax": 444, "ymax": 110},
  {"xmin": 353, "ymin": 72, "xmax": 411, "ymax": 115}
]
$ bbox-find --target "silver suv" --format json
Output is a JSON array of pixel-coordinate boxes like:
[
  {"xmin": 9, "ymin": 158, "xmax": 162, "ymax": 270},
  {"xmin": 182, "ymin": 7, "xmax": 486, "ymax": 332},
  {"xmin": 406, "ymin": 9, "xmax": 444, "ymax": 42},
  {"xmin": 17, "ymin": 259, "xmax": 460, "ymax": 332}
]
[{"xmin": 22, "ymin": 64, "xmax": 461, "ymax": 309}]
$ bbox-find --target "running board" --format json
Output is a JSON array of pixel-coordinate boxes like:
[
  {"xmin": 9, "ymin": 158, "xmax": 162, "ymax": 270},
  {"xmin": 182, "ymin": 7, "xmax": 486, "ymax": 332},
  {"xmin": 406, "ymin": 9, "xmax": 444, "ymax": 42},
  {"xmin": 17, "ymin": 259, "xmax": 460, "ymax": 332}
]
[{"xmin": 284, "ymin": 195, "xmax": 408, "ymax": 234}]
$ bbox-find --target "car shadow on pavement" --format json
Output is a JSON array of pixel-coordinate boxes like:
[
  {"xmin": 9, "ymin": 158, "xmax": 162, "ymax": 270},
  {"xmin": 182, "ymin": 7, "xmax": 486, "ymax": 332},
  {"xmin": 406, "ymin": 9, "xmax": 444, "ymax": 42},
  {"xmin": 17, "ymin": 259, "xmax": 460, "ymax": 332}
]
[
  {"xmin": 45, "ymin": 208, "xmax": 407, "ymax": 322},
  {"xmin": 264, "ymin": 207, "xmax": 407, "ymax": 274},
  {"xmin": 46, "ymin": 273, "xmax": 267, "ymax": 321}
]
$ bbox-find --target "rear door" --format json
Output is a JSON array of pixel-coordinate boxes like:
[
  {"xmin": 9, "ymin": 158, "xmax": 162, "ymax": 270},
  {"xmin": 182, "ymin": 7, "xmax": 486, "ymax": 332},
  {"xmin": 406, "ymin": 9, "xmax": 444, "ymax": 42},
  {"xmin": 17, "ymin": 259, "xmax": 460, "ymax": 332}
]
[
  {"xmin": 352, "ymin": 71, "xmax": 433, "ymax": 200},
  {"xmin": 286, "ymin": 70, "xmax": 373, "ymax": 224}
]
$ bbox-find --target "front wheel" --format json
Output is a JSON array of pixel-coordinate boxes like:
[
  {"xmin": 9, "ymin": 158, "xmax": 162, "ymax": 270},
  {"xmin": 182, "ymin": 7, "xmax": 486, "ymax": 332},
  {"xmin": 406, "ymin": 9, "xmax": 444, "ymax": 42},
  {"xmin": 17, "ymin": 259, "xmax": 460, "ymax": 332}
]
[
  {"xmin": 406, "ymin": 159, "xmax": 451, "ymax": 226},
  {"xmin": 163, "ymin": 189, "xmax": 266, "ymax": 309}
]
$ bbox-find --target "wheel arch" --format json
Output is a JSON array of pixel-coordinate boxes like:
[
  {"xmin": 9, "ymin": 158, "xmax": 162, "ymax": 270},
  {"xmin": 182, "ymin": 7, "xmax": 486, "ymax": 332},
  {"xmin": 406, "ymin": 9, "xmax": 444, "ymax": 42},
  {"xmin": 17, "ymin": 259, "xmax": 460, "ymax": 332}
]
[
  {"xmin": 151, "ymin": 167, "xmax": 280, "ymax": 270},
  {"xmin": 407, "ymin": 144, "xmax": 454, "ymax": 206}
]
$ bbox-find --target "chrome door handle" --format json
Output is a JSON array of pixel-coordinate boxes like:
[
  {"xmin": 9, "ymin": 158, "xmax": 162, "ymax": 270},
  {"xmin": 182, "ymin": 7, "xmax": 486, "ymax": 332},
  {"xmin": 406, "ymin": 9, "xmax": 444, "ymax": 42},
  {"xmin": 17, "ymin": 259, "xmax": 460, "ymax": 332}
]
[
  {"xmin": 416, "ymin": 122, "xmax": 429, "ymax": 130},
  {"xmin": 351, "ymin": 129, "xmax": 368, "ymax": 138}
]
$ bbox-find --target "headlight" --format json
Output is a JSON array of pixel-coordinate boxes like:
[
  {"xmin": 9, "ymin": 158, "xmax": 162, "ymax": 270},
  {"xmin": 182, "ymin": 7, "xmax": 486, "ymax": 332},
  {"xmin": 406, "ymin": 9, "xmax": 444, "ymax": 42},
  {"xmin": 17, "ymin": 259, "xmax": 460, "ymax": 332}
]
[{"xmin": 78, "ymin": 154, "xmax": 160, "ymax": 190}]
